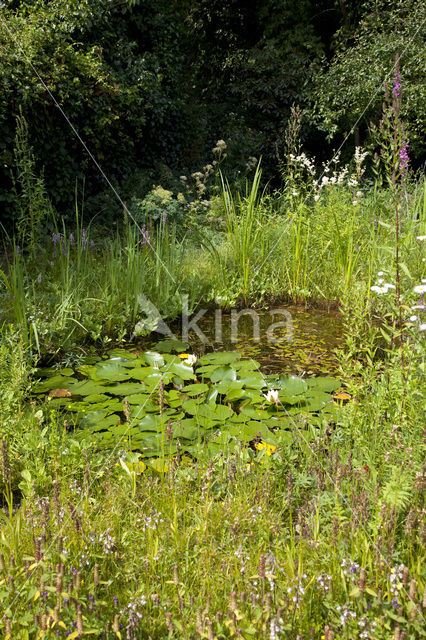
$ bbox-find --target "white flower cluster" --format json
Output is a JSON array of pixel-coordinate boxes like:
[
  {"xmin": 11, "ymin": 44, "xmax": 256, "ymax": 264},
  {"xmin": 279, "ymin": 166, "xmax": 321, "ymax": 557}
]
[
  {"xmin": 234, "ymin": 546, "xmax": 250, "ymax": 574},
  {"xmin": 286, "ymin": 574, "xmax": 307, "ymax": 608},
  {"xmin": 370, "ymin": 271, "xmax": 396, "ymax": 295},
  {"xmin": 358, "ymin": 617, "xmax": 377, "ymax": 639},
  {"xmin": 389, "ymin": 564, "xmax": 405, "ymax": 596},
  {"xmin": 136, "ymin": 510, "xmax": 165, "ymax": 533},
  {"xmin": 336, "ymin": 603, "xmax": 356, "ymax": 627},
  {"xmin": 341, "ymin": 558, "xmax": 359, "ymax": 581},
  {"xmin": 316, "ymin": 573, "xmax": 332, "ymax": 593},
  {"xmin": 289, "ymin": 152, "xmax": 316, "ymax": 176}
]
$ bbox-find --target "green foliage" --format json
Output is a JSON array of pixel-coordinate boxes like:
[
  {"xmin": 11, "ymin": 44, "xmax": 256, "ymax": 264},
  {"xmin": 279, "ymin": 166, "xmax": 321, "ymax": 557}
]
[
  {"xmin": 12, "ymin": 112, "xmax": 56, "ymax": 249},
  {"xmin": 312, "ymin": 0, "xmax": 426, "ymax": 157}
]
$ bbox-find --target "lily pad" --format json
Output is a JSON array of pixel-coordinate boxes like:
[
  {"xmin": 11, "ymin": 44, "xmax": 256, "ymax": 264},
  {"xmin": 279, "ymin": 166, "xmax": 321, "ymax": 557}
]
[
  {"xmin": 155, "ymin": 339, "xmax": 189, "ymax": 353},
  {"xmin": 198, "ymin": 351, "xmax": 241, "ymax": 366}
]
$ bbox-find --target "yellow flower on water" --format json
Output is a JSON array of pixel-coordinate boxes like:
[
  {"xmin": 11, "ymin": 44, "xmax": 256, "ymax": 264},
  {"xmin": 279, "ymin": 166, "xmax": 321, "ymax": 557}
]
[{"xmin": 254, "ymin": 441, "xmax": 277, "ymax": 456}]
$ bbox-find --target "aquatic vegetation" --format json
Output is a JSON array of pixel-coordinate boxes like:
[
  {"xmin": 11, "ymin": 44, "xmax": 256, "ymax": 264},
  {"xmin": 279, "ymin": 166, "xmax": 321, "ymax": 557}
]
[{"xmin": 33, "ymin": 344, "xmax": 342, "ymax": 465}]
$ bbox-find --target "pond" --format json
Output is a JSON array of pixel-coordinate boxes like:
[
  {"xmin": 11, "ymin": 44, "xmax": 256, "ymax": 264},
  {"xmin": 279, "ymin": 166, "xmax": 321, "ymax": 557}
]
[
  {"xmin": 140, "ymin": 305, "xmax": 345, "ymax": 376},
  {"xmin": 32, "ymin": 306, "xmax": 346, "ymax": 467}
]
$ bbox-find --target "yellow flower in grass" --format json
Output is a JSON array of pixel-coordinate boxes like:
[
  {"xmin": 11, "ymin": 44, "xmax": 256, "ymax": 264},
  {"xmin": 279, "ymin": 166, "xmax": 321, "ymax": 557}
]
[{"xmin": 254, "ymin": 441, "xmax": 277, "ymax": 456}]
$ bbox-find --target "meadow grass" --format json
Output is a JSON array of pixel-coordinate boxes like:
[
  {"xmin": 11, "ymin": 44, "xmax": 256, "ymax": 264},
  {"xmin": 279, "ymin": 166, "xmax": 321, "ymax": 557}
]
[
  {"xmin": 0, "ymin": 177, "xmax": 425, "ymax": 638},
  {"xmin": 0, "ymin": 323, "xmax": 424, "ymax": 638}
]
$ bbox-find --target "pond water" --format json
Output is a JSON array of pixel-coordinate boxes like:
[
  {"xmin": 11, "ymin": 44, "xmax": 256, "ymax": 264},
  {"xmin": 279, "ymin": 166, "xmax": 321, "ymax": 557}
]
[
  {"xmin": 139, "ymin": 305, "xmax": 345, "ymax": 377},
  {"xmin": 33, "ymin": 306, "xmax": 345, "ymax": 462}
]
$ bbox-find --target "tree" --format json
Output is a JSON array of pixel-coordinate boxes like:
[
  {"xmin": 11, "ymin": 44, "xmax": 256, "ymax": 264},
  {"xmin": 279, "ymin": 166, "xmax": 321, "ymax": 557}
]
[{"xmin": 311, "ymin": 0, "xmax": 426, "ymax": 160}]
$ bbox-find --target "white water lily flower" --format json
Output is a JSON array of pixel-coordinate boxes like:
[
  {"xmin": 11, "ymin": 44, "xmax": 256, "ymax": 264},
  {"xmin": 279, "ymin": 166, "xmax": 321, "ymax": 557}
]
[
  {"xmin": 184, "ymin": 354, "xmax": 197, "ymax": 366},
  {"xmin": 264, "ymin": 389, "xmax": 279, "ymax": 404},
  {"xmin": 414, "ymin": 285, "xmax": 426, "ymax": 294}
]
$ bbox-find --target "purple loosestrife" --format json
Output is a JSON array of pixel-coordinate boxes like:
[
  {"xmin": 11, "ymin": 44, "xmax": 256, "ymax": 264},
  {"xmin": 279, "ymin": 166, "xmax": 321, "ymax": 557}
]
[
  {"xmin": 52, "ymin": 232, "xmax": 61, "ymax": 246},
  {"xmin": 392, "ymin": 68, "xmax": 401, "ymax": 100},
  {"xmin": 82, "ymin": 228, "xmax": 88, "ymax": 250},
  {"xmin": 140, "ymin": 224, "xmax": 150, "ymax": 248}
]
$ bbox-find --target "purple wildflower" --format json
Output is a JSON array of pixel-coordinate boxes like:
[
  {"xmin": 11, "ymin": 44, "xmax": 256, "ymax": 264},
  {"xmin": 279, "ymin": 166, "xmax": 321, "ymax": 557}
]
[
  {"xmin": 82, "ymin": 228, "xmax": 88, "ymax": 250},
  {"xmin": 399, "ymin": 139, "xmax": 409, "ymax": 176},
  {"xmin": 16, "ymin": 245, "xmax": 21, "ymax": 257},
  {"xmin": 52, "ymin": 232, "xmax": 61, "ymax": 246},
  {"xmin": 392, "ymin": 68, "xmax": 401, "ymax": 99},
  {"xmin": 140, "ymin": 225, "xmax": 150, "ymax": 247},
  {"xmin": 70, "ymin": 233, "xmax": 75, "ymax": 245},
  {"xmin": 392, "ymin": 598, "xmax": 400, "ymax": 608}
]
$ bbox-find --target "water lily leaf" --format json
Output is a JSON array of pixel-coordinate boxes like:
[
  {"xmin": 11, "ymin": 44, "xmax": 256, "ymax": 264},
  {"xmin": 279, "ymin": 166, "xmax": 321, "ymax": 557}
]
[
  {"xmin": 91, "ymin": 362, "xmax": 133, "ymax": 382},
  {"xmin": 45, "ymin": 397, "xmax": 71, "ymax": 409},
  {"xmin": 166, "ymin": 389, "xmax": 182, "ymax": 407},
  {"xmin": 67, "ymin": 380, "xmax": 108, "ymax": 396},
  {"xmin": 198, "ymin": 351, "xmax": 241, "ymax": 365},
  {"xmin": 172, "ymin": 418, "xmax": 204, "ymax": 440},
  {"xmin": 238, "ymin": 372, "xmax": 266, "ymax": 389},
  {"xmin": 127, "ymin": 366, "xmax": 158, "ymax": 380},
  {"xmin": 276, "ymin": 375, "xmax": 308, "ymax": 395},
  {"xmin": 233, "ymin": 360, "xmax": 261, "ymax": 372},
  {"xmin": 134, "ymin": 414, "xmax": 164, "ymax": 431},
  {"xmin": 225, "ymin": 387, "xmax": 247, "ymax": 401},
  {"xmin": 169, "ymin": 362, "xmax": 196, "ymax": 381},
  {"xmin": 85, "ymin": 393, "xmax": 110, "ymax": 403},
  {"xmin": 141, "ymin": 351, "xmax": 165, "ymax": 367},
  {"xmin": 278, "ymin": 391, "xmax": 306, "ymax": 406},
  {"xmin": 107, "ymin": 349, "xmax": 138, "ymax": 360},
  {"xmin": 155, "ymin": 339, "xmax": 188, "ymax": 353},
  {"xmin": 125, "ymin": 393, "xmax": 155, "ymax": 406},
  {"xmin": 81, "ymin": 413, "xmax": 121, "ymax": 432},
  {"xmin": 104, "ymin": 382, "xmax": 146, "ymax": 396},
  {"xmin": 182, "ymin": 383, "xmax": 209, "ymax": 396},
  {"xmin": 306, "ymin": 377, "xmax": 341, "ymax": 392},
  {"xmin": 240, "ymin": 407, "xmax": 271, "ymax": 420},
  {"xmin": 211, "ymin": 366, "xmax": 237, "ymax": 383},
  {"xmin": 182, "ymin": 400, "xmax": 231, "ymax": 422},
  {"xmin": 33, "ymin": 376, "xmax": 77, "ymax": 393}
]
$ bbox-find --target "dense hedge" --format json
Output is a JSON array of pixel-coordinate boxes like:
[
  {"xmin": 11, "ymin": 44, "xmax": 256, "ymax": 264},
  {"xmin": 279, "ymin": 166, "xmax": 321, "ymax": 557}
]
[{"xmin": 0, "ymin": 0, "xmax": 424, "ymax": 225}]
